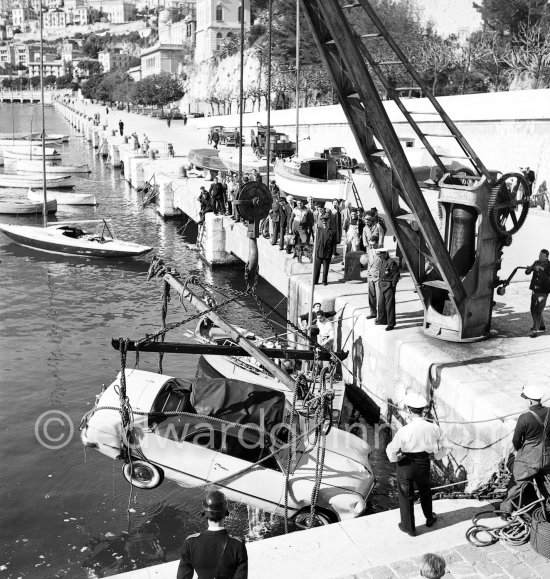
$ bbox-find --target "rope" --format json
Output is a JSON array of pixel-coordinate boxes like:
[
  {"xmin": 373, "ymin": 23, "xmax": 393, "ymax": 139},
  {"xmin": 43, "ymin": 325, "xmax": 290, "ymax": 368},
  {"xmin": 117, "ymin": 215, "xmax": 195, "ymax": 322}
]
[{"xmin": 158, "ymin": 280, "xmax": 170, "ymax": 374}]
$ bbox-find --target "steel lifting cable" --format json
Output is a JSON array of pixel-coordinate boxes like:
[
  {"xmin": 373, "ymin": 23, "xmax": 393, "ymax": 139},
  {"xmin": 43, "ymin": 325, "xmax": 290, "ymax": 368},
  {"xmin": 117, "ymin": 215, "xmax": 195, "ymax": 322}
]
[
  {"xmin": 157, "ymin": 280, "xmax": 170, "ymax": 374},
  {"xmin": 238, "ymin": 0, "xmax": 245, "ymax": 190},
  {"xmin": 265, "ymin": 0, "xmax": 273, "ymax": 183}
]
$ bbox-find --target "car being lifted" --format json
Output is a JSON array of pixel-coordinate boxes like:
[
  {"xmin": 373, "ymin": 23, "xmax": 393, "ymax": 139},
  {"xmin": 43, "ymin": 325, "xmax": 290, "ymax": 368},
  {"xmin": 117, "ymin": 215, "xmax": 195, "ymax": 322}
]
[{"xmin": 315, "ymin": 146, "xmax": 359, "ymax": 172}]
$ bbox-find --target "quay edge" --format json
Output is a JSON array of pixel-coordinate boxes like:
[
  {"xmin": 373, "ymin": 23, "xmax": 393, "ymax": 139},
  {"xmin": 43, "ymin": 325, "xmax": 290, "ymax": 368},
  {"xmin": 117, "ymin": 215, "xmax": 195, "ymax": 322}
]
[{"xmin": 55, "ymin": 98, "xmax": 550, "ymax": 491}]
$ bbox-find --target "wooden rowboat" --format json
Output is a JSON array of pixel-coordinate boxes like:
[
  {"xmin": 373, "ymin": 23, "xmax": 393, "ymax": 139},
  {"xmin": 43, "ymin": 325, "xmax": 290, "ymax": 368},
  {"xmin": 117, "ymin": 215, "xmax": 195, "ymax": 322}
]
[
  {"xmin": 27, "ymin": 188, "xmax": 97, "ymax": 206},
  {"xmin": 17, "ymin": 160, "xmax": 90, "ymax": 175},
  {"xmin": 0, "ymin": 174, "xmax": 74, "ymax": 189},
  {"xmin": 0, "ymin": 198, "xmax": 57, "ymax": 215}
]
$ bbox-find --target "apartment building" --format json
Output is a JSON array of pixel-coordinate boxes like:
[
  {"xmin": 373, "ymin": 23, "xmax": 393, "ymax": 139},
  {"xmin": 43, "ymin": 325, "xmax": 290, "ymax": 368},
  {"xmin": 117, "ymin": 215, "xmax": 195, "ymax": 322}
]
[
  {"xmin": 98, "ymin": 48, "xmax": 131, "ymax": 72},
  {"xmin": 88, "ymin": 0, "xmax": 135, "ymax": 24}
]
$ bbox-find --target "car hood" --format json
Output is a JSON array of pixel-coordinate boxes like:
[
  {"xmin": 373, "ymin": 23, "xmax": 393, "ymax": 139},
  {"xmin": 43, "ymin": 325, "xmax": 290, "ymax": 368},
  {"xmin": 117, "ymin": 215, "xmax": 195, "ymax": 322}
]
[
  {"xmin": 98, "ymin": 369, "xmax": 171, "ymax": 413},
  {"xmin": 323, "ymin": 427, "xmax": 371, "ymax": 469}
]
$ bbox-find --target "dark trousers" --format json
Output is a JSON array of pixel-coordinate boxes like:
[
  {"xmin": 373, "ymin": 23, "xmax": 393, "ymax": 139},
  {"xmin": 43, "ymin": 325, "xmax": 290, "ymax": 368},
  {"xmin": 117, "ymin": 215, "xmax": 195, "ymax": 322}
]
[
  {"xmin": 377, "ymin": 286, "xmax": 396, "ymax": 326},
  {"xmin": 396, "ymin": 453, "xmax": 432, "ymax": 533},
  {"xmin": 279, "ymin": 219, "xmax": 287, "ymax": 248},
  {"xmin": 226, "ymin": 200, "xmax": 232, "ymax": 215},
  {"xmin": 501, "ymin": 459, "xmax": 550, "ymax": 513},
  {"xmin": 271, "ymin": 221, "xmax": 281, "ymax": 245},
  {"xmin": 368, "ymin": 280, "xmax": 378, "ymax": 316},
  {"xmin": 531, "ymin": 292, "xmax": 548, "ymax": 331},
  {"xmin": 212, "ymin": 196, "xmax": 224, "ymax": 215},
  {"xmin": 314, "ymin": 257, "xmax": 331, "ymax": 285},
  {"xmin": 119, "ymin": 127, "xmax": 123, "ymax": 136}
]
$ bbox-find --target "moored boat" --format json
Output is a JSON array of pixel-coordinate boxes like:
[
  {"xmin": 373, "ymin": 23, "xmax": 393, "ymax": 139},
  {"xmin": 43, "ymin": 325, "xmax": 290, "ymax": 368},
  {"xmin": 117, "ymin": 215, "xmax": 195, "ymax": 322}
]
[
  {"xmin": 0, "ymin": 198, "xmax": 57, "ymax": 215},
  {"xmin": 0, "ymin": 174, "xmax": 74, "ymax": 189},
  {"xmin": 188, "ymin": 148, "xmax": 227, "ymax": 173},
  {"xmin": 17, "ymin": 160, "xmax": 90, "ymax": 175},
  {"xmin": 0, "ymin": 220, "xmax": 152, "ymax": 258},
  {"xmin": 273, "ymin": 156, "xmax": 353, "ymax": 202},
  {"xmin": 27, "ymin": 188, "xmax": 97, "ymax": 206},
  {"xmin": 3, "ymin": 147, "xmax": 62, "ymax": 161},
  {"xmin": 218, "ymin": 148, "xmax": 271, "ymax": 175}
]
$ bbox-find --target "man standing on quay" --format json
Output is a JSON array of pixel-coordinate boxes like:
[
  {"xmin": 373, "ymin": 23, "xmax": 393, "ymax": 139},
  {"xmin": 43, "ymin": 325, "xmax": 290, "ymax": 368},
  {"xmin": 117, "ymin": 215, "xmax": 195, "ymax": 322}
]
[
  {"xmin": 118, "ymin": 119, "xmax": 124, "ymax": 136},
  {"xmin": 386, "ymin": 392, "xmax": 443, "ymax": 537},
  {"xmin": 375, "ymin": 248, "xmax": 400, "ymax": 331},
  {"xmin": 313, "ymin": 213, "xmax": 337, "ymax": 286},
  {"xmin": 209, "ymin": 177, "xmax": 225, "ymax": 216},
  {"xmin": 526, "ymin": 249, "xmax": 550, "ymax": 338}
]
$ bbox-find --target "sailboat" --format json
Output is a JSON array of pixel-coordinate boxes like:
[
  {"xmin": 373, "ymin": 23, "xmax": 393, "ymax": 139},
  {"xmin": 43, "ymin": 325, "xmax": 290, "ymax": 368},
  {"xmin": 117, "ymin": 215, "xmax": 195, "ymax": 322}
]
[{"xmin": 0, "ymin": 8, "xmax": 152, "ymax": 260}]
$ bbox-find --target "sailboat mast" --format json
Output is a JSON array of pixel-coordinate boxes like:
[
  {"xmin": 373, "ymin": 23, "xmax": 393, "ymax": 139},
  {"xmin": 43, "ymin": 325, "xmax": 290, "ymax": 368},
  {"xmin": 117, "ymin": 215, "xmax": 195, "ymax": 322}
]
[
  {"xmin": 39, "ymin": 0, "xmax": 47, "ymax": 227},
  {"xmin": 295, "ymin": 0, "xmax": 300, "ymax": 157}
]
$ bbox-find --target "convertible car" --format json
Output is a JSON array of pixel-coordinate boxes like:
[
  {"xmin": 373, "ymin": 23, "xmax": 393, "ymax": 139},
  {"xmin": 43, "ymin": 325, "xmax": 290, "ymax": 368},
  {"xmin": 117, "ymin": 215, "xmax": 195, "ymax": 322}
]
[{"xmin": 80, "ymin": 370, "xmax": 375, "ymax": 526}]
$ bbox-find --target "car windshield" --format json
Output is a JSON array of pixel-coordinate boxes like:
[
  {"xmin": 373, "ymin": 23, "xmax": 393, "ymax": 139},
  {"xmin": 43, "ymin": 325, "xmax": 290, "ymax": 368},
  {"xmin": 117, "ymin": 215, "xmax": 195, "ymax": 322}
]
[{"xmin": 330, "ymin": 147, "xmax": 345, "ymax": 154}]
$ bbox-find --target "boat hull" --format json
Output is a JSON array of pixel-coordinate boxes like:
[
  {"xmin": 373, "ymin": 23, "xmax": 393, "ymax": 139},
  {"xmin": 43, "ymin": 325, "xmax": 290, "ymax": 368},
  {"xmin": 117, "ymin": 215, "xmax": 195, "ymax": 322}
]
[
  {"xmin": 273, "ymin": 158, "xmax": 353, "ymax": 201},
  {"xmin": 17, "ymin": 160, "xmax": 90, "ymax": 175},
  {"xmin": 218, "ymin": 149, "xmax": 271, "ymax": 174},
  {"xmin": 0, "ymin": 138, "xmax": 63, "ymax": 147},
  {"xmin": 188, "ymin": 149, "xmax": 226, "ymax": 172},
  {"xmin": 0, "ymin": 175, "xmax": 74, "ymax": 189},
  {"xmin": 0, "ymin": 224, "xmax": 152, "ymax": 258},
  {"xmin": 27, "ymin": 189, "xmax": 96, "ymax": 206},
  {"xmin": 0, "ymin": 198, "xmax": 57, "ymax": 215},
  {"xmin": 3, "ymin": 149, "xmax": 61, "ymax": 161}
]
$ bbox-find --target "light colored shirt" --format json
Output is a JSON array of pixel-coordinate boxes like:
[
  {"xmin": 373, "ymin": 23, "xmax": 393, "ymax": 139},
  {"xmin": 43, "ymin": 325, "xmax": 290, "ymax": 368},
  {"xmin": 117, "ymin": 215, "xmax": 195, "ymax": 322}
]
[
  {"xmin": 316, "ymin": 318, "xmax": 334, "ymax": 346},
  {"xmin": 386, "ymin": 417, "xmax": 444, "ymax": 462}
]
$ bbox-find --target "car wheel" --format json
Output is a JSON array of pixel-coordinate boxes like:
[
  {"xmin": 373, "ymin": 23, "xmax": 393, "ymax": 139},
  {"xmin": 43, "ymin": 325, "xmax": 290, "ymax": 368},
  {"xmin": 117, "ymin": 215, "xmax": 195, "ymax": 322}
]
[
  {"xmin": 294, "ymin": 507, "xmax": 336, "ymax": 530},
  {"xmin": 122, "ymin": 460, "xmax": 163, "ymax": 490}
]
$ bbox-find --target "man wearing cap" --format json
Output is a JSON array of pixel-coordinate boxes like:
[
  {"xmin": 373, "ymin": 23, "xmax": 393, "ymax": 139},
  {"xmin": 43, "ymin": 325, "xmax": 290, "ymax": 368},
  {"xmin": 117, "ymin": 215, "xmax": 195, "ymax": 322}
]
[
  {"xmin": 177, "ymin": 490, "xmax": 248, "ymax": 579},
  {"xmin": 500, "ymin": 385, "xmax": 550, "ymax": 513},
  {"xmin": 314, "ymin": 213, "xmax": 337, "ymax": 286},
  {"xmin": 375, "ymin": 248, "xmax": 400, "ymax": 330},
  {"xmin": 366, "ymin": 235, "xmax": 381, "ymax": 319},
  {"xmin": 387, "ymin": 392, "xmax": 444, "ymax": 537}
]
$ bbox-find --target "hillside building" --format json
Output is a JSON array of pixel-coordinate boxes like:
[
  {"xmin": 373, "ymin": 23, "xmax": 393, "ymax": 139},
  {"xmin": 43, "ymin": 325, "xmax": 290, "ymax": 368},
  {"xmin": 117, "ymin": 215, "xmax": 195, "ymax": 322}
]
[
  {"xmin": 194, "ymin": 0, "xmax": 251, "ymax": 63},
  {"xmin": 98, "ymin": 48, "xmax": 131, "ymax": 72},
  {"xmin": 88, "ymin": 0, "xmax": 136, "ymax": 24}
]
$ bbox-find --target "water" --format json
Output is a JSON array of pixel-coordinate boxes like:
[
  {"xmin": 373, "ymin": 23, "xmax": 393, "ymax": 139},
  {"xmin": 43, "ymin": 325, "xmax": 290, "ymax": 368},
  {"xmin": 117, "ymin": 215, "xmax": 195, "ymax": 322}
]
[{"xmin": 0, "ymin": 104, "xmax": 396, "ymax": 578}]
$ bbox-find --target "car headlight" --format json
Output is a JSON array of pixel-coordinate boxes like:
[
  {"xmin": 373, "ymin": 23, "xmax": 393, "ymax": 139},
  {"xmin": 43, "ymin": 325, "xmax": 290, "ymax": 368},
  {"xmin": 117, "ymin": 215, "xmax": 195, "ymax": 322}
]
[{"xmin": 353, "ymin": 497, "xmax": 366, "ymax": 516}]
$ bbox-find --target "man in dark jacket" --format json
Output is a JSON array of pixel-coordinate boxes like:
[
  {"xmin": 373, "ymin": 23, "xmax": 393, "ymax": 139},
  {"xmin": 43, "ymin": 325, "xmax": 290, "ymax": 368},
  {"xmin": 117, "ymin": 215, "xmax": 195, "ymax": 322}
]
[
  {"xmin": 277, "ymin": 197, "xmax": 289, "ymax": 250},
  {"xmin": 270, "ymin": 194, "xmax": 282, "ymax": 246},
  {"xmin": 526, "ymin": 249, "xmax": 550, "ymax": 337},
  {"xmin": 211, "ymin": 130, "xmax": 220, "ymax": 149},
  {"xmin": 209, "ymin": 177, "xmax": 225, "ymax": 215},
  {"xmin": 177, "ymin": 490, "xmax": 248, "ymax": 579},
  {"xmin": 500, "ymin": 385, "xmax": 550, "ymax": 513},
  {"xmin": 313, "ymin": 213, "xmax": 337, "ymax": 285},
  {"xmin": 118, "ymin": 120, "xmax": 124, "ymax": 136},
  {"xmin": 375, "ymin": 248, "xmax": 400, "ymax": 331}
]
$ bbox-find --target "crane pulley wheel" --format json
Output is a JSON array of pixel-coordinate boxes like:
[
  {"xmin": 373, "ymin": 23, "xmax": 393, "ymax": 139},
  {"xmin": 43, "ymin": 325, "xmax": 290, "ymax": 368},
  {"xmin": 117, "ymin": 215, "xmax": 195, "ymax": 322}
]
[
  {"xmin": 488, "ymin": 172, "xmax": 531, "ymax": 236},
  {"xmin": 235, "ymin": 181, "xmax": 272, "ymax": 222}
]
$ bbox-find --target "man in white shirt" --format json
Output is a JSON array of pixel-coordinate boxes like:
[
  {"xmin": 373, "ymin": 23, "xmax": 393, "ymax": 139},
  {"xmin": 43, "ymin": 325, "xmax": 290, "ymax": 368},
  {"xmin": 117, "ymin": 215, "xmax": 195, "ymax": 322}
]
[
  {"xmin": 315, "ymin": 310, "xmax": 334, "ymax": 351},
  {"xmin": 386, "ymin": 392, "xmax": 444, "ymax": 537}
]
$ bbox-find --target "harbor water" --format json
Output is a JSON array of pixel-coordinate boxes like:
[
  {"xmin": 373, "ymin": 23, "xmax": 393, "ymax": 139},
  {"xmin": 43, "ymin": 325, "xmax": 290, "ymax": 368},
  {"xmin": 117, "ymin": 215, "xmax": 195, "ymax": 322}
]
[{"xmin": 0, "ymin": 104, "xmax": 397, "ymax": 578}]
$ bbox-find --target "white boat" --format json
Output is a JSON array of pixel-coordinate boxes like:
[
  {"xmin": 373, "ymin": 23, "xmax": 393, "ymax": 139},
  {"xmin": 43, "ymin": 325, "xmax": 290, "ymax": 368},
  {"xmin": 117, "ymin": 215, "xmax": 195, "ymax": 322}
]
[
  {"xmin": 27, "ymin": 188, "xmax": 97, "ymax": 206},
  {"xmin": 273, "ymin": 157, "xmax": 353, "ymax": 202},
  {"xmin": 17, "ymin": 160, "xmax": 90, "ymax": 175},
  {"xmin": 0, "ymin": 174, "xmax": 74, "ymax": 189},
  {"xmin": 218, "ymin": 147, "xmax": 271, "ymax": 175},
  {"xmin": 0, "ymin": 137, "xmax": 63, "ymax": 147},
  {"xmin": 0, "ymin": 198, "xmax": 57, "ymax": 215},
  {"xmin": 0, "ymin": 220, "xmax": 152, "ymax": 258},
  {"xmin": 45, "ymin": 133, "xmax": 69, "ymax": 143},
  {"xmin": 3, "ymin": 147, "xmax": 61, "ymax": 161}
]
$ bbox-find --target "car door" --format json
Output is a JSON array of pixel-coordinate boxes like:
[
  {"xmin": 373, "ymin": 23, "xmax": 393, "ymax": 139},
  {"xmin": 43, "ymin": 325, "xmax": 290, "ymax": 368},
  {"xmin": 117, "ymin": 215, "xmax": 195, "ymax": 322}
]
[
  {"xmin": 208, "ymin": 425, "xmax": 286, "ymax": 514},
  {"xmin": 141, "ymin": 415, "xmax": 221, "ymax": 488}
]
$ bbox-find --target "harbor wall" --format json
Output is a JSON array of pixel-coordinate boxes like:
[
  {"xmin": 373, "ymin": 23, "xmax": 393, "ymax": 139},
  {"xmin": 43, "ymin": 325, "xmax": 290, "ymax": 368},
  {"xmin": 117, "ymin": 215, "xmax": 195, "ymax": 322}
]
[{"xmin": 55, "ymin": 97, "xmax": 550, "ymax": 491}]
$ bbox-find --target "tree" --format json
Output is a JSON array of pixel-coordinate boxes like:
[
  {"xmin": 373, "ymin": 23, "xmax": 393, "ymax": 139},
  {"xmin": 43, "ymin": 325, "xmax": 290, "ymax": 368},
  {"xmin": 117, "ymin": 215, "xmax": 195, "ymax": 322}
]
[
  {"xmin": 30, "ymin": 76, "xmax": 41, "ymax": 89},
  {"xmin": 55, "ymin": 73, "xmax": 74, "ymax": 89},
  {"xmin": 474, "ymin": 0, "xmax": 549, "ymax": 35},
  {"xmin": 77, "ymin": 59, "xmax": 103, "ymax": 77},
  {"xmin": 1, "ymin": 78, "xmax": 13, "ymax": 89},
  {"xmin": 43, "ymin": 75, "xmax": 57, "ymax": 87},
  {"xmin": 416, "ymin": 36, "xmax": 456, "ymax": 95},
  {"xmin": 130, "ymin": 73, "xmax": 184, "ymax": 110}
]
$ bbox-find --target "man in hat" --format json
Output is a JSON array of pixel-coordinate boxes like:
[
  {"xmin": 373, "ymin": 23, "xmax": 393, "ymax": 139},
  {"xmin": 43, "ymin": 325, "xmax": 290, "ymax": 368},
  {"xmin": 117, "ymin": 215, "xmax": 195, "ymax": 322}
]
[
  {"xmin": 366, "ymin": 235, "xmax": 380, "ymax": 319},
  {"xmin": 500, "ymin": 385, "xmax": 550, "ymax": 513},
  {"xmin": 314, "ymin": 213, "xmax": 337, "ymax": 285},
  {"xmin": 387, "ymin": 392, "xmax": 443, "ymax": 537},
  {"xmin": 375, "ymin": 248, "xmax": 400, "ymax": 330},
  {"xmin": 177, "ymin": 490, "xmax": 248, "ymax": 579}
]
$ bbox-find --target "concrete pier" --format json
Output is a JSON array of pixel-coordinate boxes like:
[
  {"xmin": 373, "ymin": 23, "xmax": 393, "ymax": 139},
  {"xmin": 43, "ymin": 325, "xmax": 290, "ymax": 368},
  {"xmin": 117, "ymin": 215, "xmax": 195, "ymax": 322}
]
[{"xmin": 54, "ymin": 96, "xmax": 550, "ymax": 491}]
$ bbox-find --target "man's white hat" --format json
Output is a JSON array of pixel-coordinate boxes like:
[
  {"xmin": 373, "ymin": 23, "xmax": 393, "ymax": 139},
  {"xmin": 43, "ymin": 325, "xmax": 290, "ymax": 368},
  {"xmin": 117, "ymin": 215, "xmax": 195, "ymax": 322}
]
[
  {"xmin": 521, "ymin": 384, "xmax": 545, "ymax": 401},
  {"xmin": 404, "ymin": 391, "xmax": 428, "ymax": 409},
  {"xmin": 375, "ymin": 247, "xmax": 389, "ymax": 254}
]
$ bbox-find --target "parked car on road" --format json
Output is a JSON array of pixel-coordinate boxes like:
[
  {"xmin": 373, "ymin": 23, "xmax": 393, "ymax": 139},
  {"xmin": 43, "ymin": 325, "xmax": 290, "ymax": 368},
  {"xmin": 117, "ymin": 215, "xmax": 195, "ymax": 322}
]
[{"xmin": 80, "ymin": 370, "xmax": 375, "ymax": 526}]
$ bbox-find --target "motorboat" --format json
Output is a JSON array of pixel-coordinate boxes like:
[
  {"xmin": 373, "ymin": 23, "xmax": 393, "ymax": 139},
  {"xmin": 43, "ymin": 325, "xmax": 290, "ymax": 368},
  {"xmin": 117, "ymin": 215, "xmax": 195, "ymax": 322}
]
[
  {"xmin": 218, "ymin": 147, "xmax": 270, "ymax": 175},
  {"xmin": 0, "ymin": 197, "xmax": 57, "ymax": 215},
  {"xmin": 273, "ymin": 156, "xmax": 353, "ymax": 202},
  {"xmin": 3, "ymin": 147, "xmax": 62, "ymax": 161},
  {"xmin": 0, "ymin": 219, "xmax": 152, "ymax": 258},
  {"xmin": 0, "ymin": 137, "xmax": 63, "ymax": 147},
  {"xmin": 0, "ymin": 174, "xmax": 74, "ymax": 189},
  {"xmin": 80, "ymin": 369, "xmax": 375, "ymax": 525},
  {"xmin": 188, "ymin": 148, "xmax": 227, "ymax": 174},
  {"xmin": 27, "ymin": 188, "xmax": 97, "ymax": 206},
  {"xmin": 17, "ymin": 160, "xmax": 91, "ymax": 175}
]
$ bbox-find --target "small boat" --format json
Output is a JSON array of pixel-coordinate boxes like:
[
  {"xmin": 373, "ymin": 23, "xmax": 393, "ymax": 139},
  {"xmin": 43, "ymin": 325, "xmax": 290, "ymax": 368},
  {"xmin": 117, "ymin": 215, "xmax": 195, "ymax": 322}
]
[
  {"xmin": 188, "ymin": 148, "xmax": 227, "ymax": 173},
  {"xmin": 0, "ymin": 174, "xmax": 74, "ymax": 189},
  {"xmin": 3, "ymin": 147, "xmax": 62, "ymax": 161},
  {"xmin": 17, "ymin": 160, "xmax": 90, "ymax": 175},
  {"xmin": 27, "ymin": 188, "xmax": 97, "ymax": 206},
  {"xmin": 0, "ymin": 219, "xmax": 152, "ymax": 258},
  {"xmin": 43, "ymin": 133, "xmax": 69, "ymax": 143},
  {"xmin": 273, "ymin": 157, "xmax": 353, "ymax": 202},
  {"xmin": 0, "ymin": 198, "xmax": 57, "ymax": 215},
  {"xmin": 218, "ymin": 148, "xmax": 271, "ymax": 175},
  {"xmin": 0, "ymin": 137, "xmax": 63, "ymax": 147}
]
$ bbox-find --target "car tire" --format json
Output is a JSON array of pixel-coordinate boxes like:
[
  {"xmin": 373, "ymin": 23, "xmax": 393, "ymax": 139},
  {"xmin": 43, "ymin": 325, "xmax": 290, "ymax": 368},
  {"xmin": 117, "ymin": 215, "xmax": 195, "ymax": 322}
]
[
  {"xmin": 122, "ymin": 460, "xmax": 163, "ymax": 490},
  {"xmin": 294, "ymin": 507, "xmax": 336, "ymax": 530}
]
